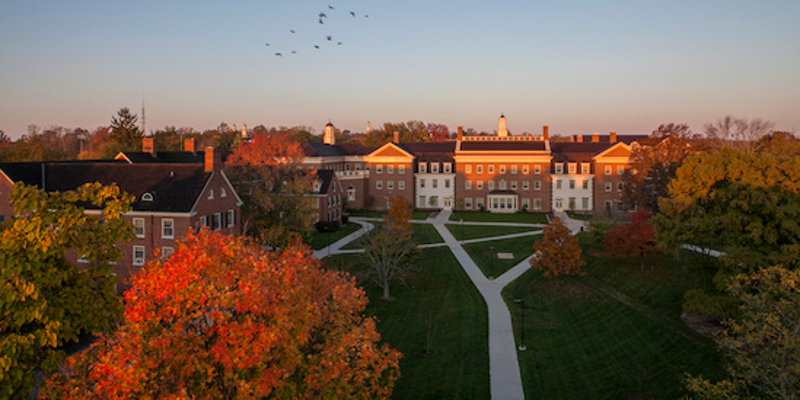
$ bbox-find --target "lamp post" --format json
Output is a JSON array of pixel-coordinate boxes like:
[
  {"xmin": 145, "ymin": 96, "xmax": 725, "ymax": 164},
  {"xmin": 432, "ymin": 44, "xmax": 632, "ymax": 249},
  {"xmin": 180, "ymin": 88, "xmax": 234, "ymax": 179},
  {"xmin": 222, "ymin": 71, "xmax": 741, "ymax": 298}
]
[
  {"xmin": 513, "ymin": 299, "xmax": 526, "ymax": 351},
  {"xmin": 460, "ymin": 218, "xmax": 464, "ymax": 239},
  {"xmin": 489, "ymin": 246, "xmax": 495, "ymax": 280},
  {"xmin": 327, "ymin": 230, "xmax": 331, "ymax": 256}
]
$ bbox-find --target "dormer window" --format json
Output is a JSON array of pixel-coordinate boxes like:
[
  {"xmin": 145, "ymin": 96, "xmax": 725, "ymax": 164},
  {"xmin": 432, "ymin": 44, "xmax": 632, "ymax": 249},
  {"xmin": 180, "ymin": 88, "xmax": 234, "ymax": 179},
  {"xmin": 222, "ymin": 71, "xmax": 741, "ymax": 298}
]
[
  {"xmin": 418, "ymin": 163, "xmax": 427, "ymax": 173},
  {"xmin": 431, "ymin": 163, "xmax": 439, "ymax": 173},
  {"xmin": 555, "ymin": 163, "xmax": 564, "ymax": 174},
  {"xmin": 314, "ymin": 182, "xmax": 322, "ymax": 193},
  {"xmin": 142, "ymin": 193, "xmax": 154, "ymax": 202}
]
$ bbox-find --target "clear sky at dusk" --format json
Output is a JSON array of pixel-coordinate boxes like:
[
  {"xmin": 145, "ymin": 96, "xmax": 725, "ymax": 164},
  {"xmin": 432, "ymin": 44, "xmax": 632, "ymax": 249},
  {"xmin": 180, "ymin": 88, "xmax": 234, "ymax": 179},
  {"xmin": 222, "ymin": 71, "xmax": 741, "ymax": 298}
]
[{"xmin": 1, "ymin": 0, "xmax": 798, "ymax": 139}]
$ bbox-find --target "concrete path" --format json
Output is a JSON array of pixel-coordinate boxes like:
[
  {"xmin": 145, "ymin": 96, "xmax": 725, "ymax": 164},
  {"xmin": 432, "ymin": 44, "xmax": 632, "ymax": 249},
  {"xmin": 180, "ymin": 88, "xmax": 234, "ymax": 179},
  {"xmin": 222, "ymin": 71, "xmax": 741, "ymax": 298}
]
[
  {"xmin": 553, "ymin": 211, "xmax": 588, "ymax": 234},
  {"xmin": 314, "ymin": 218, "xmax": 374, "ymax": 259}
]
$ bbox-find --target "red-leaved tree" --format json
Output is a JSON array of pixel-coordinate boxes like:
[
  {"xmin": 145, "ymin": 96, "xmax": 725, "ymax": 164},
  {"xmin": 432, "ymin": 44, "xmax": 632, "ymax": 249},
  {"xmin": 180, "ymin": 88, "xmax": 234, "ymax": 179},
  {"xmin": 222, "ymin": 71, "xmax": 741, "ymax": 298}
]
[
  {"xmin": 603, "ymin": 210, "xmax": 657, "ymax": 269},
  {"xmin": 40, "ymin": 231, "xmax": 402, "ymax": 399}
]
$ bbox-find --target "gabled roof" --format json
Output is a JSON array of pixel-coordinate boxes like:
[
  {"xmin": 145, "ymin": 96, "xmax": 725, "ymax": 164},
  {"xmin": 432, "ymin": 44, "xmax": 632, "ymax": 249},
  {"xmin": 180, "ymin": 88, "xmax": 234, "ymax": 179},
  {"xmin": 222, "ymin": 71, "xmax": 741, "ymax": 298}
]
[
  {"xmin": 593, "ymin": 141, "xmax": 633, "ymax": 161},
  {"xmin": 0, "ymin": 162, "xmax": 214, "ymax": 213},
  {"xmin": 312, "ymin": 169, "xmax": 336, "ymax": 195},
  {"xmin": 363, "ymin": 142, "xmax": 416, "ymax": 162},
  {"xmin": 551, "ymin": 142, "xmax": 613, "ymax": 163},
  {"xmin": 459, "ymin": 141, "xmax": 547, "ymax": 152},
  {"xmin": 115, "ymin": 151, "xmax": 205, "ymax": 164}
]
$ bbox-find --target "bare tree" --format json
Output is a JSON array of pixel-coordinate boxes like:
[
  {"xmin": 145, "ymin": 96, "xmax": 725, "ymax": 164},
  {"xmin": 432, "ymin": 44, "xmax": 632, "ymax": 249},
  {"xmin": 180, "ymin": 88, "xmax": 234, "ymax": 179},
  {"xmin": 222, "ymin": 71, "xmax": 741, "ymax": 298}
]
[
  {"xmin": 363, "ymin": 196, "xmax": 418, "ymax": 300},
  {"xmin": 705, "ymin": 115, "xmax": 775, "ymax": 154}
]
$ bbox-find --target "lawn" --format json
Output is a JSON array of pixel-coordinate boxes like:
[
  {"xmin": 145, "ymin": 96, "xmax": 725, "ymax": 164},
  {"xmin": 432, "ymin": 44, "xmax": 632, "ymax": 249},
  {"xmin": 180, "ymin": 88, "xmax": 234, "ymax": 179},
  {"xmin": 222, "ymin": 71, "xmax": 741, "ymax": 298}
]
[
  {"xmin": 322, "ymin": 247, "xmax": 489, "ymax": 399},
  {"xmin": 342, "ymin": 222, "xmax": 443, "ymax": 250},
  {"xmin": 462, "ymin": 235, "xmax": 540, "ymax": 278},
  {"xmin": 445, "ymin": 223, "xmax": 540, "ymax": 241},
  {"xmin": 503, "ymin": 238, "xmax": 725, "ymax": 399},
  {"xmin": 303, "ymin": 222, "xmax": 362, "ymax": 250},
  {"xmin": 348, "ymin": 209, "xmax": 432, "ymax": 220},
  {"xmin": 449, "ymin": 210, "xmax": 548, "ymax": 224}
]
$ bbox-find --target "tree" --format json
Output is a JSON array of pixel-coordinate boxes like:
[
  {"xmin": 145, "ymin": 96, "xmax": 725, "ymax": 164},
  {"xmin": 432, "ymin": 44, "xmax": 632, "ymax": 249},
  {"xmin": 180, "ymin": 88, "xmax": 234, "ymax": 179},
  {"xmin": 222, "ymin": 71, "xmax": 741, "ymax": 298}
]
[
  {"xmin": 0, "ymin": 183, "xmax": 132, "ymax": 397},
  {"xmin": 226, "ymin": 132, "xmax": 317, "ymax": 248},
  {"xmin": 531, "ymin": 218, "xmax": 585, "ymax": 282},
  {"xmin": 705, "ymin": 115, "xmax": 775, "ymax": 154},
  {"xmin": 363, "ymin": 196, "xmax": 418, "ymax": 300},
  {"xmin": 427, "ymin": 123, "xmax": 450, "ymax": 143},
  {"xmin": 40, "ymin": 231, "xmax": 402, "ymax": 399},
  {"xmin": 602, "ymin": 211, "xmax": 657, "ymax": 269},
  {"xmin": 686, "ymin": 266, "xmax": 800, "ymax": 399}
]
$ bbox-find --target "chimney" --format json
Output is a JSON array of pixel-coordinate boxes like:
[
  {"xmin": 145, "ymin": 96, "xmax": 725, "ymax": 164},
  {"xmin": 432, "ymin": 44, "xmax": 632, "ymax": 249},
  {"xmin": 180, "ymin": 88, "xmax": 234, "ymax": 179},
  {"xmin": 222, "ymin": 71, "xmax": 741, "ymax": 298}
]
[
  {"xmin": 610, "ymin": 131, "xmax": 617, "ymax": 143},
  {"xmin": 393, "ymin": 132, "xmax": 399, "ymax": 144},
  {"xmin": 142, "ymin": 138, "xmax": 155, "ymax": 155},
  {"xmin": 592, "ymin": 133, "xmax": 599, "ymax": 143},
  {"xmin": 184, "ymin": 138, "xmax": 196, "ymax": 153},
  {"xmin": 205, "ymin": 146, "xmax": 222, "ymax": 172},
  {"xmin": 457, "ymin": 126, "xmax": 463, "ymax": 141},
  {"xmin": 569, "ymin": 136, "xmax": 575, "ymax": 143},
  {"xmin": 576, "ymin": 135, "xmax": 583, "ymax": 143},
  {"xmin": 543, "ymin": 125, "xmax": 549, "ymax": 141}
]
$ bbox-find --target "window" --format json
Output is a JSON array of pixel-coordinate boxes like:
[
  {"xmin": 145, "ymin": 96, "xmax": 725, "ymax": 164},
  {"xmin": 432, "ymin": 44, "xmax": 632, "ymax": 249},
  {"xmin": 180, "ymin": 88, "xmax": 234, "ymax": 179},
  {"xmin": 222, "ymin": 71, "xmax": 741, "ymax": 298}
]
[
  {"xmin": 569, "ymin": 197, "xmax": 576, "ymax": 210},
  {"xmin": 605, "ymin": 200, "xmax": 613, "ymax": 212},
  {"xmin": 582, "ymin": 197, "xmax": 590, "ymax": 210},
  {"xmin": 488, "ymin": 165, "xmax": 494, "ymax": 174},
  {"xmin": 477, "ymin": 165, "xmax": 483, "ymax": 174},
  {"xmin": 432, "ymin": 179, "xmax": 438, "ymax": 188},
  {"xmin": 556, "ymin": 180, "xmax": 562, "ymax": 189},
  {"xmin": 500, "ymin": 165, "xmax": 506, "ymax": 174},
  {"xmin": 569, "ymin": 180, "xmax": 575, "ymax": 189},
  {"xmin": 511, "ymin": 165, "xmax": 518, "ymax": 174},
  {"xmin": 431, "ymin": 163, "xmax": 439, "ymax": 173},
  {"xmin": 477, "ymin": 180, "xmax": 484, "ymax": 190},
  {"xmin": 522, "ymin": 198, "xmax": 529, "ymax": 210},
  {"xmin": 465, "ymin": 180, "xmax": 472, "ymax": 190},
  {"xmin": 376, "ymin": 180, "xmax": 383, "ymax": 189},
  {"xmin": 162, "ymin": 219, "xmax": 174, "ymax": 239},
  {"xmin": 534, "ymin": 181, "xmax": 541, "ymax": 191},
  {"xmin": 199, "ymin": 216, "xmax": 208, "ymax": 228},
  {"xmin": 444, "ymin": 163, "xmax": 452, "ymax": 173},
  {"xmin": 555, "ymin": 163, "xmax": 564, "ymax": 174},
  {"xmin": 617, "ymin": 166, "xmax": 625, "ymax": 175},
  {"xmin": 465, "ymin": 198, "xmax": 472, "ymax": 209},
  {"xmin": 347, "ymin": 186, "xmax": 355, "ymax": 201},
  {"xmin": 420, "ymin": 178, "xmax": 425, "ymax": 188},
  {"xmin": 617, "ymin": 200, "xmax": 626, "ymax": 211},
  {"xmin": 445, "ymin": 179, "xmax": 451, "ymax": 188},
  {"xmin": 387, "ymin": 181, "xmax": 394, "ymax": 190},
  {"xmin": 133, "ymin": 246, "xmax": 145, "ymax": 266},
  {"xmin": 581, "ymin": 163, "xmax": 590, "ymax": 174},
  {"xmin": 534, "ymin": 165, "xmax": 541, "ymax": 175},
  {"xmin": 418, "ymin": 163, "xmax": 427, "ymax": 173},
  {"xmin": 511, "ymin": 181, "xmax": 518, "ymax": 190},
  {"xmin": 226, "ymin": 209, "xmax": 235, "ymax": 228},
  {"xmin": 488, "ymin": 181, "xmax": 495, "ymax": 190},
  {"xmin": 142, "ymin": 193, "xmax": 154, "ymax": 202},
  {"xmin": 208, "ymin": 189, "xmax": 214, "ymax": 200},
  {"xmin": 605, "ymin": 182, "xmax": 612, "ymax": 192},
  {"xmin": 133, "ymin": 218, "xmax": 145, "ymax": 238},
  {"xmin": 388, "ymin": 165, "xmax": 394, "ymax": 174},
  {"xmin": 377, "ymin": 165, "xmax": 383, "ymax": 174},
  {"xmin": 605, "ymin": 165, "xmax": 612, "ymax": 175},
  {"xmin": 568, "ymin": 163, "xmax": 577, "ymax": 174},
  {"xmin": 399, "ymin": 165, "xmax": 405, "ymax": 174},
  {"xmin": 162, "ymin": 247, "xmax": 174, "ymax": 261},
  {"xmin": 522, "ymin": 165, "xmax": 529, "ymax": 174},
  {"xmin": 345, "ymin": 163, "xmax": 351, "ymax": 171},
  {"xmin": 399, "ymin": 180, "xmax": 405, "ymax": 190},
  {"xmin": 499, "ymin": 180, "xmax": 507, "ymax": 190},
  {"xmin": 212, "ymin": 213, "xmax": 221, "ymax": 231},
  {"xmin": 465, "ymin": 165, "xmax": 472, "ymax": 174},
  {"xmin": 476, "ymin": 197, "xmax": 484, "ymax": 209},
  {"xmin": 618, "ymin": 182, "xmax": 624, "ymax": 192},
  {"xmin": 534, "ymin": 198, "xmax": 542, "ymax": 210},
  {"xmin": 221, "ymin": 188, "xmax": 227, "ymax": 198},
  {"xmin": 523, "ymin": 181, "xmax": 529, "ymax": 191},
  {"xmin": 419, "ymin": 196, "xmax": 426, "ymax": 207},
  {"xmin": 583, "ymin": 180, "xmax": 589, "ymax": 189},
  {"xmin": 355, "ymin": 164, "xmax": 362, "ymax": 171}
]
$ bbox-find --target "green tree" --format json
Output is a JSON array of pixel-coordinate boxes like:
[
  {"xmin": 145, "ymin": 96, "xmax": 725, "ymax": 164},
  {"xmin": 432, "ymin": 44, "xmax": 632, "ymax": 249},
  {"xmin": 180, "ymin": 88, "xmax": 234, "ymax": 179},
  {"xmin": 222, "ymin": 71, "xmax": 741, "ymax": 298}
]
[
  {"xmin": 531, "ymin": 218, "xmax": 585, "ymax": 283},
  {"xmin": 363, "ymin": 196, "xmax": 418, "ymax": 300},
  {"xmin": 91, "ymin": 107, "xmax": 143, "ymax": 158},
  {"xmin": 0, "ymin": 183, "xmax": 132, "ymax": 397}
]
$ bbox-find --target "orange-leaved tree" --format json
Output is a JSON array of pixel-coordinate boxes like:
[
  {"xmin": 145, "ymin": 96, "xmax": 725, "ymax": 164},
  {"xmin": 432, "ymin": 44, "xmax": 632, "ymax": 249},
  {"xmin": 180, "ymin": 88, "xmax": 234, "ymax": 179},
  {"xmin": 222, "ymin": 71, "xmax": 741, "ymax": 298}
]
[
  {"xmin": 531, "ymin": 217, "xmax": 585, "ymax": 284},
  {"xmin": 602, "ymin": 210, "xmax": 657, "ymax": 270},
  {"xmin": 40, "ymin": 231, "xmax": 402, "ymax": 399}
]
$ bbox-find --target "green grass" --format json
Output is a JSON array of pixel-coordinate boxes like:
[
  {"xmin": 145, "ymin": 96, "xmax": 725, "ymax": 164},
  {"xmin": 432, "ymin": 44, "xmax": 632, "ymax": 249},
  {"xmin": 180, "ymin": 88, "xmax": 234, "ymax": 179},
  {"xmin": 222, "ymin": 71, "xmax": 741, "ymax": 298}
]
[
  {"xmin": 503, "ymin": 239, "xmax": 725, "ymax": 399},
  {"xmin": 567, "ymin": 211, "xmax": 594, "ymax": 221},
  {"xmin": 347, "ymin": 210, "xmax": 432, "ymax": 220},
  {"xmin": 462, "ymin": 235, "xmax": 541, "ymax": 278},
  {"xmin": 449, "ymin": 210, "xmax": 548, "ymax": 224},
  {"xmin": 322, "ymin": 248, "xmax": 489, "ymax": 399},
  {"xmin": 304, "ymin": 222, "xmax": 362, "ymax": 250},
  {"xmin": 341, "ymin": 222, "xmax": 443, "ymax": 250},
  {"xmin": 445, "ymin": 223, "xmax": 540, "ymax": 241}
]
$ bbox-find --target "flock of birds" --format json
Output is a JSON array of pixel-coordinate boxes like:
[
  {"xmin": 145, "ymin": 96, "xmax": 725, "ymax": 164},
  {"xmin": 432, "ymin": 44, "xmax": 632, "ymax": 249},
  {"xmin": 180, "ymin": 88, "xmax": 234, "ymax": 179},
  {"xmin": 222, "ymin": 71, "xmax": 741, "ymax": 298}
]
[{"xmin": 265, "ymin": 4, "xmax": 369, "ymax": 57}]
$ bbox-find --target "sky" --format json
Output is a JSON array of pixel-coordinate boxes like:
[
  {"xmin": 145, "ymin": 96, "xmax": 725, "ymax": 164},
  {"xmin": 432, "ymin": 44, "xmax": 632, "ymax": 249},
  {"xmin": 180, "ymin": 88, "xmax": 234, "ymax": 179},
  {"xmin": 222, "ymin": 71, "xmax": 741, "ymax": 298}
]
[{"xmin": 1, "ymin": 0, "xmax": 799, "ymax": 139}]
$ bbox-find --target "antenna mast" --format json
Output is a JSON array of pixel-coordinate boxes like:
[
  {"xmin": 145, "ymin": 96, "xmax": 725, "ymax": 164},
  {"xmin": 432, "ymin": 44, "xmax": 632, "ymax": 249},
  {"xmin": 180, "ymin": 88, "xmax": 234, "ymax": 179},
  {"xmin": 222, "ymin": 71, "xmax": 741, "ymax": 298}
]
[{"xmin": 141, "ymin": 97, "xmax": 147, "ymax": 136}]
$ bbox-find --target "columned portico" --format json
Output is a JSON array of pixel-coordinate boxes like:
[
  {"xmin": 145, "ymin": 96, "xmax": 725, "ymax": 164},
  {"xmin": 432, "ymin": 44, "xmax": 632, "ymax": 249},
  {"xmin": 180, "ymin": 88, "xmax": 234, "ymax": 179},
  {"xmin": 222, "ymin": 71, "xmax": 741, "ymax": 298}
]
[{"xmin": 487, "ymin": 190, "xmax": 519, "ymax": 213}]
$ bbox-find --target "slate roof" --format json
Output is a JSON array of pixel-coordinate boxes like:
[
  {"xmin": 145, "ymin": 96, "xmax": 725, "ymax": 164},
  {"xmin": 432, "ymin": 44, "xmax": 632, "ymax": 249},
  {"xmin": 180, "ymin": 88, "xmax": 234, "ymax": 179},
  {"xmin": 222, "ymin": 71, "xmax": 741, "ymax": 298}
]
[
  {"xmin": 313, "ymin": 169, "xmax": 336, "ymax": 195},
  {"xmin": 459, "ymin": 141, "xmax": 547, "ymax": 152},
  {"xmin": 302, "ymin": 142, "xmax": 373, "ymax": 157},
  {"xmin": 117, "ymin": 151, "xmax": 206, "ymax": 164},
  {"xmin": 551, "ymin": 142, "xmax": 613, "ymax": 163},
  {"xmin": 0, "ymin": 162, "xmax": 212, "ymax": 213},
  {"xmin": 402, "ymin": 142, "xmax": 456, "ymax": 162}
]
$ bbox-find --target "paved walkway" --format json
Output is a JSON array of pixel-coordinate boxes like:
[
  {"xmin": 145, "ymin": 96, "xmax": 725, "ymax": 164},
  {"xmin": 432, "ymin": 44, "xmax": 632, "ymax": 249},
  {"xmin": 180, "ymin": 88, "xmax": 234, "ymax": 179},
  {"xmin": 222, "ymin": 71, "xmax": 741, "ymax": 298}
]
[{"xmin": 315, "ymin": 210, "xmax": 587, "ymax": 399}]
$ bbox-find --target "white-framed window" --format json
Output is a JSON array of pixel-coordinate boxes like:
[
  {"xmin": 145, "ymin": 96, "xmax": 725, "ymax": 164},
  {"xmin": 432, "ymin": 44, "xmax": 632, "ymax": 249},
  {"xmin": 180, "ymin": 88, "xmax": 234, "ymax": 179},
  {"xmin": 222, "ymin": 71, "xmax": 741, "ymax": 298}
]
[
  {"xmin": 534, "ymin": 165, "xmax": 541, "ymax": 175},
  {"xmin": 605, "ymin": 182, "xmax": 613, "ymax": 192},
  {"xmin": 511, "ymin": 165, "xmax": 518, "ymax": 174},
  {"xmin": 465, "ymin": 180, "xmax": 472, "ymax": 190},
  {"xmin": 618, "ymin": 182, "xmax": 624, "ymax": 192},
  {"xmin": 605, "ymin": 200, "xmax": 613, "ymax": 211},
  {"xmin": 465, "ymin": 164, "xmax": 472, "ymax": 174},
  {"xmin": 500, "ymin": 165, "xmax": 506, "ymax": 174},
  {"xmin": 388, "ymin": 181, "xmax": 394, "ymax": 190},
  {"xmin": 555, "ymin": 163, "xmax": 563, "ymax": 174},
  {"xmin": 212, "ymin": 213, "xmax": 221, "ymax": 231},
  {"xmin": 208, "ymin": 189, "xmax": 214, "ymax": 200},
  {"xmin": 444, "ymin": 163, "xmax": 452, "ymax": 173},
  {"xmin": 226, "ymin": 209, "xmax": 235, "ymax": 228},
  {"xmin": 569, "ymin": 180, "xmax": 575, "ymax": 189},
  {"xmin": 488, "ymin": 181, "xmax": 495, "ymax": 190},
  {"xmin": 398, "ymin": 180, "xmax": 405, "ymax": 190},
  {"xmin": 445, "ymin": 179, "xmax": 451, "ymax": 188},
  {"xmin": 133, "ymin": 218, "xmax": 145, "ymax": 239},
  {"xmin": 376, "ymin": 180, "xmax": 383, "ymax": 189},
  {"xmin": 418, "ymin": 163, "xmax": 427, "ymax": 173},
  {"xmin": 162, "ymin": 246, "xmax": 174, "ymax": 261},
  {"xmin": 534, "ymin": 181, "xmax": 541, "ymax": 191},
  {"xmin": 399, "ymin": 165, "xmax": 405, "ymax": 174},
  {"xmin": 133, "ymin": 245, "xmax": 145, "ymax": 266},
  {"xmin": 569, "ymin": 197, "xmax": 576, "ymax": 210},
  {"xmin": 617, "ymin": 166, "xmax": 625, "ymax": 175},
  {"xmin": 556, "ymin": 180, "xmax": 562, "ymax": 189},
  {"xmin": 346, "ymin": 163, "xmax": 351, "ymax": 171},
  {"xmin": 499, "ymin": 180, "xmax": 507, "ymax": 190},
  {"xmin": 581, "ymin": 163, "xmax": 590, "ymax": 174},
  {"xmin": 477, "ymin": 165, "xmax": 483, "ymax": 174},
  {"xmin": 162, "ymin": 219, "xmax": 174, "ymax": 239},
  {"xmin": 534, "ymin": 198, "xmax": 542, "ymax": 210},
  {"xmin": 355, "ymin": 164, "xmax": 362, "ymax": 171},
  {"xmin": 477, "ymin": 180, "xmax": 484, "ymax": 190},
  {"xmin": 523, "ymin": 181, "xmax": 529, "ymax": 191},
  {"xmin": 476, "ymin": 197, "xmax": 484, "ymax": 209},
  {"xmin": 568, "ymin": 163, "xmax": 577, "ymax": 174},
  {"xmin": 583, "ymin": 180, "xmax": 589, "ymax": 189},
  {"xmin": 199, "ymin": 215, "xmax": 208, "ymax": 228},
  {"xmin": 488, "ymin": 165, "xmax": 495, "ymax": 174},
  {"xmin": 377, "ymin": 165, "xmax": 383, "ymax": 174},
  {"xmin": 419, "ymin": 178, "xmax": 426, "ymax": 188},
  {"xmin": 142, "ymin": 193, "xmax": 154, "ymax": 202},
  {"xmin": 522, "ymin": 198, "xmax": 530, "ymax": 210},
  {"xmin": 419, "ymin": 196, "xmax": 426, "ymax": 208},
  {"xmin": 511, "ymin": 181, "xmax": 518, "ymax": 190},
  {"xmin": 617, "ymin": 200, "xmax": 626, "ymax": 211},
  {"xmin": 432, "ymin": 179, "xmax": 438, "ymax": 188},
  {"xmin": 388, "ymin": 165, "xmax": 394, "ymax": 174},
  {"xmin": 605, "ymin": 165, "xmax": 612, "ymax": 175},
  {"xmin": 582, "ymin": 197, "xmax": 590, "ymax": 210},
  {"xmin": 347, "ymin": 186, "xmax": 355, "ymax": 201},
  {"xmin": 522, "ymin": 165, "xmax": 529, "ymax": 175},
  {"xmin": 431, "ymin": 163, "xmax": 440, "ymax": 173},
  {"xmin": 221, "ymin": 188, "xmax": 227, "ymax": 198},
  {"xmin": 465, "ymin": 197, "xmax": 472, "ymax": 209}
]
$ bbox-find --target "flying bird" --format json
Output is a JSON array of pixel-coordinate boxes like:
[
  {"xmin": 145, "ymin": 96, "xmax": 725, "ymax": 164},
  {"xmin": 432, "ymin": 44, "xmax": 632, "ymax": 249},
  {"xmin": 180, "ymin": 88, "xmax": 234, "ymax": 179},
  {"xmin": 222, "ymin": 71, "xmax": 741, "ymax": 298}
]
[
  {"xmin": 314, "ymin": 45, "xmax": 320, "ymax": 49},
  {"xmin": 327, "ymin": 35, "xmax": 332, "ymax": 41},
  {"xmin": 318, "ymin": 18, "xmax": 324, "ymax": 24},
  {"xmin": 350, "ymin": 11, "xmax": 355, "ymax": 17},
  {"xmin": 290, "ymin": 30, "xmax": 296, "ymax": 33},
  {"xmin": 365, "ymin": 14, "xmax": 369, "ymax": 18},
  {"xmin": 337, "ymin": 41, "xmax": 342, "ymax": 45},
  {"xmin": 275, "ymin": 53, "xmax": 282, "ymax": 57},
  {"xmin": 265, "ymin": 43, "xmax": 270, "ymax": 46},
  {"xmin": 291, "ymin": 50, "xmax": 297, "ymax": 54},
  {"xmin": 319, "ymin": 12, "xmax": 326, "ymax": 18},
  {"xmin": 328, "ymin": 4, "xmax": 334, "ymax": 10}
]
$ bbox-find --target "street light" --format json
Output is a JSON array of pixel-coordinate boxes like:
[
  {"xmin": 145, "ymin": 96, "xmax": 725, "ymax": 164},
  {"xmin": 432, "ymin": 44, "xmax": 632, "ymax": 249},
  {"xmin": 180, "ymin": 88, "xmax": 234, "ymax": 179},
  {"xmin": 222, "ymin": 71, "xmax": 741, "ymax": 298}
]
[
  {"xmin": 489, "ymin": 246, "xmax": 495, "ymax": 280},
  {"xmin": 513, "ymin": 299, "xmax": 526, "ymax": 351},
  {"xmin": 460, "ymin": 218, "xmax": 464, "ymax": 239}
]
